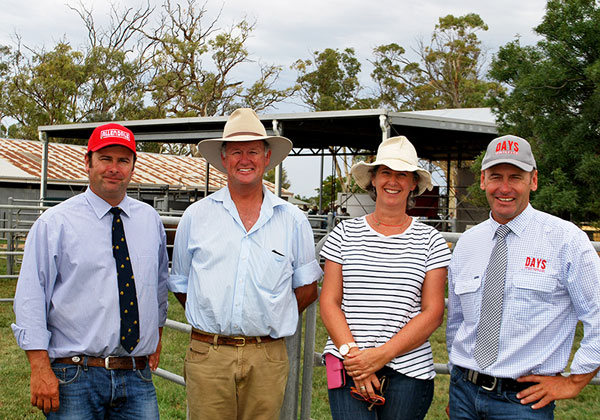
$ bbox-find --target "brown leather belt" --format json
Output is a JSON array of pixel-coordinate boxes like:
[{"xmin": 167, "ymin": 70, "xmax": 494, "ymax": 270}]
[
  {"xmin": 191, "ymin": 329, "xmax": 280, "ymax": 346},
  {"xmin": 54, "ymin": 355, "xmax": 148, "ymax": 370}
]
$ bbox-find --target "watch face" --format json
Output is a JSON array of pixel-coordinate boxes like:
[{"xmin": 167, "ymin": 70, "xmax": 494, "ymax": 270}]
[{"xmin": 340, "ymin": 344, "xmax": 349, "ymax": 356}]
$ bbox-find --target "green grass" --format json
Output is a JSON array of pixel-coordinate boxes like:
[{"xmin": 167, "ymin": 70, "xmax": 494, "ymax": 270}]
[{"xmin": 1, "ymin": 276, "xmax": 599, "ymax": 419}]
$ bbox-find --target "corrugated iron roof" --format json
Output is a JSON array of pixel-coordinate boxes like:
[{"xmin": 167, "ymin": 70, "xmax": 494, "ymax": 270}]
[{"xmin": 0, "ymin": 138, "xmax": 285, "ymax": 194}]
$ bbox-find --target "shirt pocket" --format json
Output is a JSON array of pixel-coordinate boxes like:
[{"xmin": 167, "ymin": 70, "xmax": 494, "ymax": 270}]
[
  {"xmin": 132, "ymin": 255, "xmax": 158, "ymax": 286},
  {"xmin": 454, "ymin": 277, "xmax": 482, "ymax": 326},
  {"xmin": 512, "ymin": 274, "xmax": 557, "ymax": 309},
  {"xmin": 255, "ymin": 248, "xmax": 293, "ymax": 294},
  {"xmin": 510, "ymin": 274, "xmax": 559, "ymax": 325}
]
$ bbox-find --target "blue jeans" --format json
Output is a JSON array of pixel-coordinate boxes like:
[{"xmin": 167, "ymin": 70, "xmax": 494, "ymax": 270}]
[
  {"xmin": 449, "ymin": 366, "xmax": 554, "ymax": 420},
  {"xmin": 46, "ymin": 361, "xmax": 159, "ymax": 420},
  {"xmin": 328, "ymin": 365, "xmax": 434, "ymax": 420}
]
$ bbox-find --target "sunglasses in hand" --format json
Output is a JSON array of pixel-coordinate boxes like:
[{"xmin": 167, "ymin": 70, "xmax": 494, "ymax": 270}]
[{"xmin": 350, "ymin": 376, "xmax": 389, "ymax": 411}]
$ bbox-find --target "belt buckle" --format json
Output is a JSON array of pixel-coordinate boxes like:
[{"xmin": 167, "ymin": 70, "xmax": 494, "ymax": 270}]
[
  {"xmin": 481, "ymin": 376, "xmax": 498, "ymax": 391},
  {"xmin": 104, "ymin": 356, "xmax": 116, "ymax": 370},
  {"xmin": 233, "ymin": 336, "xmax": 246, "ymax": 347}
]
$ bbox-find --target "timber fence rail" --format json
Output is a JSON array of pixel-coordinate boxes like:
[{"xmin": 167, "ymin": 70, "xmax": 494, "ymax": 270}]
[{"xmin": 2, "ymin": 201, "xmax": 599, "ymax": 420}]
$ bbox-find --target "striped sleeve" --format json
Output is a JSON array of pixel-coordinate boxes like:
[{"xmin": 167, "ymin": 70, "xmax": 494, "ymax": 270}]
[
  {"xmin": 426, "ymin": 228, "xmax": 452, "ymax": 271},
  {"xmin": 320, "ymin": 220, "xmax": 347, "ymax": 264}
]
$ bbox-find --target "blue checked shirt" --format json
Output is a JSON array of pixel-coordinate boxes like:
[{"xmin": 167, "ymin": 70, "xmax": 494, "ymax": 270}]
[
  {"xmin": 168, "ymin": 185, "xmax": 322, "ymax": 338},
  {"xmin": 12, "ymin": 188, "xmax": 169, "ymax": 358},
  {"xmin": 447, "ymin": 204, "xmax": 600, "ymax": 379}
]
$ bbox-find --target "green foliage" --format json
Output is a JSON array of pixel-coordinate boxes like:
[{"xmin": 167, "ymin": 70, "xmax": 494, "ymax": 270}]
[
  {"xmin": 0, "ymin": 0, "xmax": 294, "ymax": 141},
  {"xmin": 371, "ymin": 14, "xmax": 502, "ymax": 111},
  {"xmin": 263, "ymin": 167, "xmax": 291, "ymax": 189},
  {"xmin": 145, "ymin": 2, "xmax": 294, "ymax": 118},
  {"xmin": 489, "ymin": 0, "xmax": 600, "ymax": 222},
  {"xmin": 6, "ymin": 42, "xmax": 86, "ymax": 140},
  {"xmin": 293, "ymin": 194, "xmax": 313, "ymax": 204},
  {"xmin": 313, "ymin": 175, "xmax": 344, "ymax": 209},
  {"xmin": 293, "ymin": 48, "xmax": 374, "ymax": 111}
]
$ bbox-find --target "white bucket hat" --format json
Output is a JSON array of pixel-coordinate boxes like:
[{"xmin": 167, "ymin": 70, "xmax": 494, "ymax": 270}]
[
  {"xmin": 197, "ymin": 108, "xmax": 293, "ymax": 173},
  {"xmin": 351, "ymin": 136, "xmax": 433, "ymax": 196}
]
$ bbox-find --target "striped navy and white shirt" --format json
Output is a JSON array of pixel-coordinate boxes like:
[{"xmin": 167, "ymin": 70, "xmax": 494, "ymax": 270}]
[
  {"xmin": 447, "ymin": 204, "xmax": 600, "ymax": 379},
  {"xmin": 321, "ymin": 216, "xmax": 451, "ymax": 380}
]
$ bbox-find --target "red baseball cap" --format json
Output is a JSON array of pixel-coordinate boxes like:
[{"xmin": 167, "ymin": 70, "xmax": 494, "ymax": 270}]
[{"xmin": 87, "ymin": 123, "xmax": 136, "ymax": 155}]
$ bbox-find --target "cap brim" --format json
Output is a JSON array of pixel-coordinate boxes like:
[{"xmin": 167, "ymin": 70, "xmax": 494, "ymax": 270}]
[
  {"xmin": 197, "ymin": 135, "xmax": 293, "ymax": 174},
  {"xmin": 89, "ymin": 141, "xmax": 137, "ymax": 155},
  {"xmin": 481, "ymin": 159, "xmax": 534, "ymax": 172}
]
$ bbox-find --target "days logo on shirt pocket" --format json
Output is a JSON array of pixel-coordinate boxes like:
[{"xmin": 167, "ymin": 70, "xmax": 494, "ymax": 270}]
[{"xmin": 523, "ymin": 256, "xmax": 547, "ymax": 273}]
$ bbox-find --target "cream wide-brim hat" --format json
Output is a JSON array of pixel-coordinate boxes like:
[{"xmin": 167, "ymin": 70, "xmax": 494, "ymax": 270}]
[
  {"xmin": 351, "ymin": 136, "xmax": 433, "ymax": 196},
  {"xmin": 197, "ymin": 108, "xmax": 293, "ymax": 173}
]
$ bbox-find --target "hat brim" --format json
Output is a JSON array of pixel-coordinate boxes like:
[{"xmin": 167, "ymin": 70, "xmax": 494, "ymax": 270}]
[
  {"xmin": 351, "ymin": 159, "xmax": 433, "ymax": 196},
  {"xmin": 197, "ymin": 135, "xmax": 293, "ymax": 174}
]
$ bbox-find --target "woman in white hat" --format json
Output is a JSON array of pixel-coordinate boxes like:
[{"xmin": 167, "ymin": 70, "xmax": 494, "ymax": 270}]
[{"xmin": 319, "ymin": 136, "xmax": 451, "ymax": 420}]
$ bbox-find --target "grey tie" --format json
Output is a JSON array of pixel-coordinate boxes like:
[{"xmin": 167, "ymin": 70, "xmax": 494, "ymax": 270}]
[{"xmin": 473, "ymin": 224, "xmax": 511, "ymax": 369}]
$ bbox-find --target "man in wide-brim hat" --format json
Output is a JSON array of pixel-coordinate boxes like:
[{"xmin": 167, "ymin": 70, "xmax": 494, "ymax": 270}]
[{"xmin": 169, "ymin": 108, "xmax": 323, "ymax": 420}]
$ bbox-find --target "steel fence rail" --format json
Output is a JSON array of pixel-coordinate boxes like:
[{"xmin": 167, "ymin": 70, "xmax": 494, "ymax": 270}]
[{"xmin": 2, "ymin": 202, "xmax": 600, "ymax": 420}]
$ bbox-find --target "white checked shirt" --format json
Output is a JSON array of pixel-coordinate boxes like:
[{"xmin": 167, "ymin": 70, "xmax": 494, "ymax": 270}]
[{"xmin": 447, "ymin": 204, "xmax": 600, "ymax": 379}]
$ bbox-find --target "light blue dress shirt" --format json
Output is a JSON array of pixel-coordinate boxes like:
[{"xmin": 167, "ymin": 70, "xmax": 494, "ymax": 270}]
[
  {"xmin": 168, "ymin": 185, "xmax": 323, "ymax": 338},
  {"xmin": 447, "ymin": 204, "xmax": 600, "ymax": 378},
  {"xmin": 12, "ymin": 188, "xmax": 169, "ymax": 358}
]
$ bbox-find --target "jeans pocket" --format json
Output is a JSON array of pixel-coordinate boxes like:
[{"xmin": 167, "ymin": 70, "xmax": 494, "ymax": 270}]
[
  {"xmin": 502, "ymin": 390, "xmax": 522, "ymax": 405},
  {"xmin": 449, "ymin": 366, "xmax": 463, "ymax": 385},
  {"xmin": 51, "ymin": 364, "xmax": 81, "ymax": 385},
  {"xmin": 135, "ymin": 365, "xmax": 154, "ymax": 383}
]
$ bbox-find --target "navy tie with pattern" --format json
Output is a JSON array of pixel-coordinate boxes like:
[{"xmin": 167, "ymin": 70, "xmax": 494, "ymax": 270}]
[
  {"xmin": 110, "ymin": 207, "xmax": 140, "ymax": 353},
  {"xmin": 473, "ymin": 224, "xmax": 511, "ymax": 369}
]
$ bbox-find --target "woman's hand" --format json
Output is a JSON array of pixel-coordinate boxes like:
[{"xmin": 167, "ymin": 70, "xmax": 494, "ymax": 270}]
[
  {"xmin": 344, "ymin": 347, "xmax": 389, "ymax": 382},
  {"xmin": 352, "ymin": 373, "xmax": 382, "ymax": 402}
]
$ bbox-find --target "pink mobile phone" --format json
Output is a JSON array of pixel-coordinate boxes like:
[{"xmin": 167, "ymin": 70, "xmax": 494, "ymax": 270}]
[{"xmin": 325, "ymin": 353, "xmax": 346, "ymax": 389}]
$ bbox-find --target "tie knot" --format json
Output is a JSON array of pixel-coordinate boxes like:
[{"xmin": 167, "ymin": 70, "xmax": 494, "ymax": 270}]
[
  {"xmin": 110, "ymin": 207, "xmax": 122, "ymax": 216},
  {"xmin": 496, "ymin": 224, "xmax": 511, "ymax": 239}
]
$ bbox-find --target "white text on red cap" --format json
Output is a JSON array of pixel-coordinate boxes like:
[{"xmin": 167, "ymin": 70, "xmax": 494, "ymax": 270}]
[{"xmin": 100, "ymin": 129, "xmax": 131, "ymax": 142}]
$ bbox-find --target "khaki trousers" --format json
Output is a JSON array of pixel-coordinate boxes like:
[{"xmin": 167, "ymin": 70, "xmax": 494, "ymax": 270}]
[{"xmin": 184, "ymin": 337, "xmax": 289, "ymax": 420}]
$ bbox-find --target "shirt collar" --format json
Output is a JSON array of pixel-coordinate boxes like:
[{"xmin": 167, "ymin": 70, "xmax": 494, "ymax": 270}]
[
  {"xmin": 84, "ymin": 187, "xmax": 131, "ymax": 219},
  {"xmin": 208, "ymin": 185, "xmax": 285, "ymax": 234},
  {"xmin": 487, "ymin": 203, "xmax": 533, "ymax": 238}
]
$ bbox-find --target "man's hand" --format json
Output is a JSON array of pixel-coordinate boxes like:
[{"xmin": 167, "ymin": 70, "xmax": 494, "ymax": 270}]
[
  {"xmin": 149, "ymin": 340, "xmax": 162, "ymax": 371},
  {"xmin": 517, "ymin": 370, "xmax": 598, "ymax": 409},
  {"xmin": 149, "ymin": 327, "xmax": 163, "ymax": 371},
  {"xmin": 27, "ymin": 350, "xmax": 59, "ymax": 414}
]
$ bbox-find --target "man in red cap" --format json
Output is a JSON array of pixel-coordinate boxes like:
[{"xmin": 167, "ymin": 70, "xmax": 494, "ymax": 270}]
[{"xmin": 12, "ymin": 123, "xmax": 168, "ymax": 419}]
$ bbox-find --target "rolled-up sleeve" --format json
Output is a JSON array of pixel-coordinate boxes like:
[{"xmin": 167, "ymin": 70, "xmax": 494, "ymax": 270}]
[
  {"xmin": 291, "ymin": 216, "xmax": 323, "ymax": 289},
  {"xmin": 168, "ymin": 210, "xmax": 193, "ymax": 293},
  {"xmin": 566, "ymin": 230, "xmax": 600, "ymax": 375},
  {"xmin": 11, "ymin": 219, "xmax": 54, "ymax": 350}
]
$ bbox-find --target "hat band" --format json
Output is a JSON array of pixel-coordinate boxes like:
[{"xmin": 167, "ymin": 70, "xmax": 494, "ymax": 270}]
[{"xmin": 224, "ymin": 131, "xmax": 265, "ymax": 138}]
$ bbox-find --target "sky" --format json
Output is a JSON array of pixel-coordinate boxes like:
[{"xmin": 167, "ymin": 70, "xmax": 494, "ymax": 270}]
[{"xmin": 0, "ymin": 0, "xmax": 549, "ymax": 198}]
